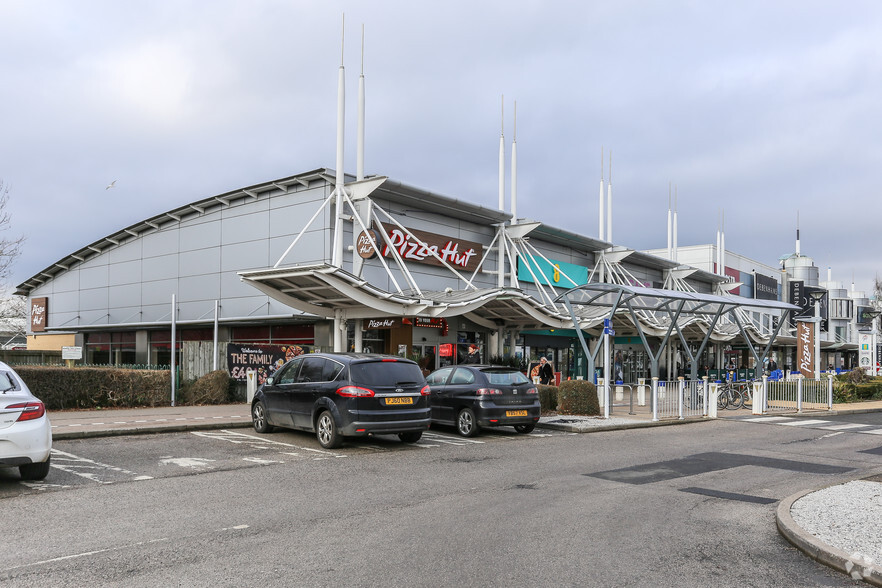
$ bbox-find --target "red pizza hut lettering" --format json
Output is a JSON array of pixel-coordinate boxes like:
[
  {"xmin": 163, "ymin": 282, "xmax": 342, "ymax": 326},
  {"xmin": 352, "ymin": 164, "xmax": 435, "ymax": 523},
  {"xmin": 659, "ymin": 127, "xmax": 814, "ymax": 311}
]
[{"xmin": 381, "ymin": 228, "xmax": 477, "ymax": 269}]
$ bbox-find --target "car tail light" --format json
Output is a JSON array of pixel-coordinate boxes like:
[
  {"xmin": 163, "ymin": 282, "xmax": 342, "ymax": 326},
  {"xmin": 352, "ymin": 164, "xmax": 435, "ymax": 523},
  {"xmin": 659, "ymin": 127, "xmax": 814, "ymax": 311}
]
[
  {"xmin": 526, "ymin": 387, "xmax": 538, "ymax": 395},
  {"xmin": 8, "ymin": 401, "xmax": 46, "ymax": 422},
  {"xmin": 381, "ymin": 358, "xmax": 398, "ymax": 362},
  {"xmin": 420, "ymin": 385, "xmax": 430, "ymax": 396},
  {"xmin": 475, "ymin": 388, "xmax": 501, "ymax": 396},
  {"xmin": 337, "ymin": 386, "xmax": 375, "ymax": 397}
]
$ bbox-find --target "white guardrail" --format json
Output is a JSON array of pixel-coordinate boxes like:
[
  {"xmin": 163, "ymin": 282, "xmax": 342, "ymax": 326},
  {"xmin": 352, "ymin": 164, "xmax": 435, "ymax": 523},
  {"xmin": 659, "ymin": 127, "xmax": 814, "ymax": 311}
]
[{"xmin": 650, "ymin": 375, "xmax": 833, "ymax": 421}]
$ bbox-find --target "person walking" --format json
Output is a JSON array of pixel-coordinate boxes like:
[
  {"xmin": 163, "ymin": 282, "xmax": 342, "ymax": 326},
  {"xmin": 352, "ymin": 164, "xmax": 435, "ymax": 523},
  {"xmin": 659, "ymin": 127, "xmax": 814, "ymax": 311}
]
[
  {"xmin": 463, "ymin": 344, "xmax": 481, "ymax": 364},
  {"xmin": 538, "ymin": 357, "xmax": 554, "ymax": 385}
]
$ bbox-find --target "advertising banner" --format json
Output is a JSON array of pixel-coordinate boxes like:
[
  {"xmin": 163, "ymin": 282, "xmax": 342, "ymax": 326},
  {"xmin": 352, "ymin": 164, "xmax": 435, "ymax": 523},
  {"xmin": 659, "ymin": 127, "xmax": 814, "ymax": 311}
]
[
  {"xmin": 754, "ymin": 273, "xmax": 778, "ymax": 300},
  {"xmin": 516, "ymin": 256, "xmax": 588, "ymax": 287},
  {"xmin": 796, "ymin": 321, "xmax": 815, "ymax": 378},
  {"xmin": 227, "ymin": 343, "xmax": 307, "ymax": 384},
  {"xmin": 859, "ymin": 333, "xmax": 873, "ymax": 374},
  {"xmin": 30, "ymin": 297, "xmax": 48, "ymax": 332},
  {"xmin": 361, "ymin": 223, "xmax": 481, "ymax": 272}
]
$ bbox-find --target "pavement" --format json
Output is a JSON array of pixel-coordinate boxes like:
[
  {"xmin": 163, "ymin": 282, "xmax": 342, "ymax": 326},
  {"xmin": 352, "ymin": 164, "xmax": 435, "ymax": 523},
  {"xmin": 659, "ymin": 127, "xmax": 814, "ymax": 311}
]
[{"xmin": 46, "ymin": 399, "xmax": 882, "ymax": 585}]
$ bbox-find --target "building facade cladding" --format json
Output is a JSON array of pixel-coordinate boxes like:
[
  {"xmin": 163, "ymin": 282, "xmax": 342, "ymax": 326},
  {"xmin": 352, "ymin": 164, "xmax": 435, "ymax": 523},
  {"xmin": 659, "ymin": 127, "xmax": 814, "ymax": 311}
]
[{"xmin": 20, "ymin": 169, "xmax": 738, "ymax": 378}]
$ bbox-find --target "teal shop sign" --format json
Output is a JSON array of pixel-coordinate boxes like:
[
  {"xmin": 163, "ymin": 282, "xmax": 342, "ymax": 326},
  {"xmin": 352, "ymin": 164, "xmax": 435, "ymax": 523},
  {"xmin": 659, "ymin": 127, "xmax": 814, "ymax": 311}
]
[{"xmin": 517, "ymin": 256, "xmax": 588, "ymax": 287}]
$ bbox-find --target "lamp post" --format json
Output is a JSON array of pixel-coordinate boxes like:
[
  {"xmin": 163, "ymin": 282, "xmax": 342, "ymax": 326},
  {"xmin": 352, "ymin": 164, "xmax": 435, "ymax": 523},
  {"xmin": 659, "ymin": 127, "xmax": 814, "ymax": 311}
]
[{"xmin": 808, "ymin": 289, "xmax": 826, "ymax": 379}]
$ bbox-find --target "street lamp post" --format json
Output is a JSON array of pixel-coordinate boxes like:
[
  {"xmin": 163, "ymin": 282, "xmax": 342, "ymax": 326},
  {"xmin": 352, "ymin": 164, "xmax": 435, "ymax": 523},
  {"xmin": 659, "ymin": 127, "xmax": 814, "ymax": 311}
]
[{"xmin": 808, "ymin": 290, "xmax": 826, "ymax": 379}]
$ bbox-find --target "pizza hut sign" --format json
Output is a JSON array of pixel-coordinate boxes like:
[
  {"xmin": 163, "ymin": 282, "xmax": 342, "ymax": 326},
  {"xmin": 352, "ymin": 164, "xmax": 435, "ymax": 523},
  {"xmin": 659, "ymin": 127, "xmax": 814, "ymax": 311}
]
[{"xmin": 358, "ymin": 224, "xmax": 481, "ymax": 272}]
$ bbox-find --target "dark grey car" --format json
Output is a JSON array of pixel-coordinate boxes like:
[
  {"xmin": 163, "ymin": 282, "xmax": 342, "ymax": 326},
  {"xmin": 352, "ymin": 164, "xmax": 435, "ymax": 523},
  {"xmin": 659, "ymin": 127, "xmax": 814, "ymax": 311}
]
[
  {"xmin": 251, "ymin": 353, "xmax": 430, "ymax": 448},
  {"xmin": 425, "ymin": 365, "xmax": 540, "ymax": 437}
]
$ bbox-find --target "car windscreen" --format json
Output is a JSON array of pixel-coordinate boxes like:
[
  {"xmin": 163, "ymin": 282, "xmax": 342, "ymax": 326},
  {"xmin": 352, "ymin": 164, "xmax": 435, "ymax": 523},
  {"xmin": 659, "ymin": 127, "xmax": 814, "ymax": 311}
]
[
  {"xmin": 483, "ymin": 369, "xmax": 530, "ymax": 385},
  {"xmin": 350, "ymin": 361, "xmax": 424, "ymax": 387},
  {"xmin": 0, "ymin": 371, "xmax": 20, "ymax": 392}
]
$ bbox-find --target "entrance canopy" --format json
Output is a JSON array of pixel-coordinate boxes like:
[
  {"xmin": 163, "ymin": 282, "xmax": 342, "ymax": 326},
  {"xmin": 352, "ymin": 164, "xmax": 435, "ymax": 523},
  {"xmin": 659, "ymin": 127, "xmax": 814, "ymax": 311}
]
[{"xmin": 555, "ymin": 283, "xmax": 801, "ymax": 380}]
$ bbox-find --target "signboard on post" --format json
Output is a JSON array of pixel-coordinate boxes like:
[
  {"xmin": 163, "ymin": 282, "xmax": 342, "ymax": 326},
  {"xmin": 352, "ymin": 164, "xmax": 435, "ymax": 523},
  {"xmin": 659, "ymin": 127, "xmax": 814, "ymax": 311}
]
[
  {"xmin": 796, "ymin": 321, "xmax": 815, "ymax": 378},
  {"xmin": 62, "ymin": 346, "xmax": 83, "ymax": 360}
]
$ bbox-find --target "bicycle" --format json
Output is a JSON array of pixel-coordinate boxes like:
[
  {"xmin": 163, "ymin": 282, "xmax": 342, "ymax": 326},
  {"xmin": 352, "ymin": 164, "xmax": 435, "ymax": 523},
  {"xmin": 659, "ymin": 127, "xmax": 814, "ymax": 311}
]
[{"xmin": 718, "ymin": 380, "xmax": 745, "ymax": 410}]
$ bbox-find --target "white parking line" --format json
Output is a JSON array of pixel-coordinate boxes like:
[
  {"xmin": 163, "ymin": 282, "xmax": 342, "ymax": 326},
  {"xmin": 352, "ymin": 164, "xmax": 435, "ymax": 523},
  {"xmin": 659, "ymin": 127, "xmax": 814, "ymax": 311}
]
[
  {"xmin": 50, "ymin": 449, "xmax": 154, "ymax": 483},
  {"xmin": 191, "ymin": 430, "xmax": 346, "ymax": 458}
]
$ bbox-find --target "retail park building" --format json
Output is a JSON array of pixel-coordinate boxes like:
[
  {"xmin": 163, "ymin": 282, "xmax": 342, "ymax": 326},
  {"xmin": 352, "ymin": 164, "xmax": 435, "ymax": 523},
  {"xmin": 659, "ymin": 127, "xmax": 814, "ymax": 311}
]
[{"xmin": 16, "ymin": 166, "xmax": 876, "ymax": 385}]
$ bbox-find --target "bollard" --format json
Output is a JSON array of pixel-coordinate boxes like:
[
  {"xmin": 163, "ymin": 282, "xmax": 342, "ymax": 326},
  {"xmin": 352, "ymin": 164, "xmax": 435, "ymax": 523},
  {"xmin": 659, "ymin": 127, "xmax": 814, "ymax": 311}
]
[
  {"xmin": 708, "ymin": 383, "xmax": 718, "ymax": 418},
  {"xmin": 246, "ymin": 369, "xmax": 257, "ymax": 404},
  {"xmin": 752, "ymin": 377, "xmax": 765, "ymax": 415},
  {"xmin": 597, "ymin": 378, "xmax": 605, "ymax": 408},
  {"xmin": 615, "ymin": 385, "xmax": 624, "ymax": 402},
  {"xmin": 637, "ymin": 378, "xmax": 646, "ymax": 406}
]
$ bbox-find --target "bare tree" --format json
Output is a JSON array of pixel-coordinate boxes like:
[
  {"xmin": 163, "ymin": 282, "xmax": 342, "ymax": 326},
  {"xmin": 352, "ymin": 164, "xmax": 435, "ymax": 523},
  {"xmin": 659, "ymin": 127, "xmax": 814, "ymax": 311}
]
[{"xmin": 0, "ymin": 180, "xmax": 26, "ymax": 341}]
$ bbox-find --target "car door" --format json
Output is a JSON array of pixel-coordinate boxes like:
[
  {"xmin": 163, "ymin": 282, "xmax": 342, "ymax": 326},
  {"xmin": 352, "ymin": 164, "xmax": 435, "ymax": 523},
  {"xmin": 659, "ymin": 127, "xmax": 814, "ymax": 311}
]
[
  {"xmin": 447, "ymin": 367, "xmax": 478, "ymax": 421},
  {"xmin": 263, "ymin": 357, "xmax": 302, "ymax": 427},
  {"xmin": 291, "ymin": 356, "xmax": 327, "ymax": 429},
  {"xmin": 426, "ymin": 367, "xmax": 454, "ymax": 422}
]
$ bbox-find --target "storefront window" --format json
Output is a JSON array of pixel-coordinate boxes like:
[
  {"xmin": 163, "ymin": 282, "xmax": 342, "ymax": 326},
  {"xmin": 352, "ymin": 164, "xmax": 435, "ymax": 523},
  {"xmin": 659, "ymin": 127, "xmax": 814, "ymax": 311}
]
[{"xmin": 84, "ymin": 332, "xmax": 136, "ymax": 365}]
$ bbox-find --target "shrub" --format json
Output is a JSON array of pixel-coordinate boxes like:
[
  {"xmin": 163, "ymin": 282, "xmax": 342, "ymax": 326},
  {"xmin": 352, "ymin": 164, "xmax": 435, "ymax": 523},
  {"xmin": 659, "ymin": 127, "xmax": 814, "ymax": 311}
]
[
  {"xmin": 833, "ymin": 371, "xmax": 882, "ymax": 403},
  {"xmin": 183, "ymin": 370, "xmax": 237, "ymax": 405},
  {"xmin": 537, "ymin": 384, "xmax": 558, "ymax": 411},
  {"xmin": 14, "ymin": 366, "xmax": 171, "ymax": 410},
  {"xmin": 557, "ymin": 379, "xmax": 600, "ymax": 416}
]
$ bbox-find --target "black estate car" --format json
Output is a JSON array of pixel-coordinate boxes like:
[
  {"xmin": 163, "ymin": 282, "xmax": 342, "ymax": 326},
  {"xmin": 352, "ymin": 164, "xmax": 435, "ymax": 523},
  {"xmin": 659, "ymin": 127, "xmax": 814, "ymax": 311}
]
[
  {"xmin": 425, "ymin": 365, "xmax": 540, "ymax": 437},
  {"xmin": 251, "ymin": 353, "xmax": 430, "ymax": 448}
]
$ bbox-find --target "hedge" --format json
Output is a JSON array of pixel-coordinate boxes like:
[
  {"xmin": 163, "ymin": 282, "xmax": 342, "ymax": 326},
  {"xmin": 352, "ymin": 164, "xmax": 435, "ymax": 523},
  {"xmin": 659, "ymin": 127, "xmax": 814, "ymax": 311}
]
[
  {"xmin": 833, "ymin": 370, "xmax": 882, "ymax": 403},
  {"xmin": 13, "ymin": 367, "xmax": 236, "ymax": 410},
  {"xmin": 557, "ymin": 379, "xmax": 600, "ymax": 416},
  {"xmin": 537, "ymin": 384, "xmax": 558, "ymax": 412}
]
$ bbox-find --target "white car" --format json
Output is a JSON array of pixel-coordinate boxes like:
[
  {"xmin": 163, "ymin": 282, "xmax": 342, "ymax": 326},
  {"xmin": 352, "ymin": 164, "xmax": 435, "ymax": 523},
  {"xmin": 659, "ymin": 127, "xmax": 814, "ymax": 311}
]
[{"xmin": 0, "ymin": 361, "xmax": 52, "ymax": 480}]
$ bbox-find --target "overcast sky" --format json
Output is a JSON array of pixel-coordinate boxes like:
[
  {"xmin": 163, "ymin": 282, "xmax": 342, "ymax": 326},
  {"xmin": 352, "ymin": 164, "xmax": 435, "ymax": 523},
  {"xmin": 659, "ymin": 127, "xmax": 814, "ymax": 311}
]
[{"xmin": 2, "ymin": 1, "xmax": 881, "ymax": 296}]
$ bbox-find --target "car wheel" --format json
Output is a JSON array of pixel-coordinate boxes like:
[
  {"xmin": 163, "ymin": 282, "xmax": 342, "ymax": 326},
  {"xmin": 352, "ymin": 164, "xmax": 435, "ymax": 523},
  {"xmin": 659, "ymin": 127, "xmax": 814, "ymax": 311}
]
[
  {"xmin": 316, "ymin": 410, "xmax": 342, "ymax": 449},
  {"xmin": 252, "ymin": 401, "xmax": 274, "ymax": 433},
  {"xmin": 19, "ymin": 456, "xmax": 51, "ymax": 481},
  {"xmin": 398, "ymin": 431, "xmax": 422, "ymax": 443},
  {"xmin": 456, "ymin": 408, "xmax": 480, "ymax": 437},
  {"xmin": 514, "ymin": 423, "xmax": 535, "ymax": 434}
]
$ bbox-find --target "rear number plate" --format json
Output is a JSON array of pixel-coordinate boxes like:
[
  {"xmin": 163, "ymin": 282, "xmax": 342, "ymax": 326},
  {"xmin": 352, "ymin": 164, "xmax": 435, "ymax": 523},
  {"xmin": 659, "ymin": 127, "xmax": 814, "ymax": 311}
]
[
  {"xmin": 506, "ymin": 410, "xmax": 528, "ymax": 417},
  {"xmin": 386, "ymin": 397, "xmax": 413, "ymax": 405}
]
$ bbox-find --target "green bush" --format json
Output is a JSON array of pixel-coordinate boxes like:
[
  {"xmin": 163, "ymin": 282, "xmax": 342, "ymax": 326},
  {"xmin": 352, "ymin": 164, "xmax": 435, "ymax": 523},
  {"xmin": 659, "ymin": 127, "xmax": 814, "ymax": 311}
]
[
  {"xmin": 557, "ymin": 379, "xmax": 600, "ymax": 416},
  {"xmin": 537, "ymin": 384, "xmax": 558, "ymax": 411},
  {"xmin": 14, "ymin": 366, "xmax": 171, "ymax": 410},
  {"xmin": 178, "ymin": 370, "xmax": 237, "ymax": 405},
  {"xmin": 833, "ymin": 371, "xmax": 882, "ymax": 403}
]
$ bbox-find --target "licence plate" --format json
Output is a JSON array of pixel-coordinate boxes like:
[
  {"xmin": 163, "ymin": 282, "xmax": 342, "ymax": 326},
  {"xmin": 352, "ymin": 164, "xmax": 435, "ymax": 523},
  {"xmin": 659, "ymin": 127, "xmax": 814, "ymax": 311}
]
[
  {"xmin": 506, "ymin": 410, "xmax": 528, "ymax": 417},
  {"xmin": 386, "ymin": 397, "xmax": 413, "ymax": 405}
]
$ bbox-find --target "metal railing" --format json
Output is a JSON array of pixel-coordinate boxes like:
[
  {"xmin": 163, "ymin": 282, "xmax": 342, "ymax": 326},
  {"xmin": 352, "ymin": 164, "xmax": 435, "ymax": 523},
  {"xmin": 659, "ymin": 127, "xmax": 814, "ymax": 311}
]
[{"xmin": 759, "ymin": 375, "xmax": 833, "ymax": 414}]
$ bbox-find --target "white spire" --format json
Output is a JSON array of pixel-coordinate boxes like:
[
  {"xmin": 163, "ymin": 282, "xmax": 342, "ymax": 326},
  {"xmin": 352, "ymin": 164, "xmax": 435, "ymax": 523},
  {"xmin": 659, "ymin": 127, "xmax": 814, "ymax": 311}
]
[
  {"xmin": 498, "ymin": 95, "xmax": 505, "ymax": 211},
  {"xmin": 796, "ymin": 211, "xmax": 801, "ymax": 256},
  {"xmin": 510, "ymin": 100, "xmax": 517, "ymax": 221},
  {"xmin": 332, "ymin": 14, "xmax": 346, "ymax": 267},
  {"xmin": 667, "ymin": 182, "xmax": 672, "ymax": 260},
  {"xmin": 357, "ymin": 24, "xmax": 365, "ymax": 181},
  {"xmin": 672, "ymin": 185, "xmax": 678, "ymax": 263},
  {"xmin": 599, "ymin": 147, "xmax": 605, "ymax": 240},
  {"xmin": 606, "ymin": 150, "xmax": 613, "ymax": 242}
]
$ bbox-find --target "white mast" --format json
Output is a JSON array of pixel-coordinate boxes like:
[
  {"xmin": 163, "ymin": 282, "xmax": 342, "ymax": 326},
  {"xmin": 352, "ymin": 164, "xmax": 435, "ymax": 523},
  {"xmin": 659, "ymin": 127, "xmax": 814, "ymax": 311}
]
[
  {"xmin": 795, "ymin": 211, "xmax": 801, "ymax": 256},
  {"xmin": 332, "ymin": 15, "xmax": 346, "ymax": 267},
  {"xmin": 672, "ymin": 185, "xmax": 678, "ymax": 263},
  {"xmin": 498, "ymin": 95, "xmax": 505, "ymax": 211},
  {"xmin": 720, "ymin": 209, "xmax": 725, "ymax": 274},
  {"xmin": 599, "ymin": 147, "xmax": 605, "ymax": 240},
  {"xmin": 357, "ymin": 24, "xmax": 365, "ymax": 181},
  {"xmin": 511, "ymin": 101, "xmax": 518, "ymax": 222},
  {"xmin": 606, "ymin": 151, "xmax": 613, "ymax": 243},
  {"xmin": 716, "ymin": 209, "xmax": 722, "ymax": 275},
  {"xmin": 667, "ymin": 182, "xmax": 672, "ymax": 260},
  {"xmin": 497, "ymin": 96, "xmax": 505, "ymax": 288}
]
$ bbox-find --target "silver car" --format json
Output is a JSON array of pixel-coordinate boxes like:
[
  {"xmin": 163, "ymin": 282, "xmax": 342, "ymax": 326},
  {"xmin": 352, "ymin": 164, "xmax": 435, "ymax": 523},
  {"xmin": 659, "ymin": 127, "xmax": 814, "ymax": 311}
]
[{"xmin": 0, "ymin": 361, "xmax": 52, "ymax": 480}]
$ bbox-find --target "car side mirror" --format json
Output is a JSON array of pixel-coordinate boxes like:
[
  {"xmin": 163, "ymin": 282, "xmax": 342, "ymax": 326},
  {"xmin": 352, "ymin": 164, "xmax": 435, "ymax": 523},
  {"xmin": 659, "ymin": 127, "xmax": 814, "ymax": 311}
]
[{"xmin": 266, "ymin": 377, "xmax": 274, "ymax": 386}]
